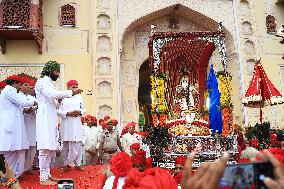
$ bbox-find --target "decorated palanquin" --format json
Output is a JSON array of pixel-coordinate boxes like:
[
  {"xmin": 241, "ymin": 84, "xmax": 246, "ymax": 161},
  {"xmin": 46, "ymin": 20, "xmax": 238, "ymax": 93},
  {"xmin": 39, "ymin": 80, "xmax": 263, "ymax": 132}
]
[{"xmin": 148, "ymin": 24, "xmax": 238, "ymax": 169}]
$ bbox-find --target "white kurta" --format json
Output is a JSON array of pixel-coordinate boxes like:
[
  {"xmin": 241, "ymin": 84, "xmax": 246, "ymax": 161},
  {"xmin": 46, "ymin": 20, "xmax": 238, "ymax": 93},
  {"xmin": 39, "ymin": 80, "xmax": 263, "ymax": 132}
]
[
  {"xmin": 58, "ymin": 95, "xmax": 86, "ymax": 142},
  {"xmin": 83, "ymin": 126, "xmax": 99, "ymax": 151},
  {"xmin": 103, "ymin": 176, "xmax": 125, "ymax": 189},
  {"xmin": 23, "ymin": 95, "xmax": 37, "ymax": 147},
  {"xmin": 121, "ymin": 133, "xmax": 142, "ymax": 155},
  {"xmin": 0, "ymin": 86, "xmax": 35, "ymax": 151},
  {"xmin": 35, "ymin": 76, "xmax": 72, "ymax": 150}
]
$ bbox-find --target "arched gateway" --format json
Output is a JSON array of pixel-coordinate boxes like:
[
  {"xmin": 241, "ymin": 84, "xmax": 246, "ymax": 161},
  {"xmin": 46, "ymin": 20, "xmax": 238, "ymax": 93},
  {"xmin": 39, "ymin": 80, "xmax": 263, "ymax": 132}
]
[{"xmin": 120, "ymin": 4, "xmax": 241, "ymax": 126}]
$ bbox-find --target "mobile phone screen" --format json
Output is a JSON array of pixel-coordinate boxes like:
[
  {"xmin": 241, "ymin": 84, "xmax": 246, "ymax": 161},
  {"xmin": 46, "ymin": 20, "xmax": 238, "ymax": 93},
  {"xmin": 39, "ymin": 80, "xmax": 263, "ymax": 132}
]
[
  {"xmin": 0, "ymin": 154, "xmax": 6, "ymax": 174},
  {"xmin": 57, "ymin": 179, "xmax": 74, "ymax": 189},
  {"xmin": 219, "ymin": 161, "xmax": 273, "ymax": 189}
]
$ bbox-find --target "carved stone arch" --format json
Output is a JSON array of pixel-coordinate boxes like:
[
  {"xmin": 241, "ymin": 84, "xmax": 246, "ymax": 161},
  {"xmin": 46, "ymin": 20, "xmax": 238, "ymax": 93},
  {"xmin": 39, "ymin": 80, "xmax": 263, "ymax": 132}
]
[
  {"xmin": 98, "ymin": 105, "xmax": 112, "ymax": 118},
  {"xmin": 120, "ymin": 3, "xmax": 237, "ymax": 123},
  {"xmin": 97, "ymin": 14, "xmax": 111, "ymax": 29}
]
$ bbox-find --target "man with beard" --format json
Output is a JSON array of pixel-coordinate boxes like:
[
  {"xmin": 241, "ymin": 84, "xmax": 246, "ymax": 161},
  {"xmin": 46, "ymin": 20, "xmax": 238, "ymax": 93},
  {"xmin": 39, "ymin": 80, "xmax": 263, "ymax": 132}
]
[
  {"xmin": 0, "ymin": 75, "xmax": 37, "ymax": 178},
  {"xmin": 35, "ymin": 61, "xmax": 82, "ymax": 185}
]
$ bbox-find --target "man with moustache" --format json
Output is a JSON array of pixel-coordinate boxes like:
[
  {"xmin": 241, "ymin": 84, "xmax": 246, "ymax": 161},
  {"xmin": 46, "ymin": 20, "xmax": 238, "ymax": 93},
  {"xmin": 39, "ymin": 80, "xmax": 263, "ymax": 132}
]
[{"xmin": 35, "ymin": 61, "xmax": 82, "ymax": 185}]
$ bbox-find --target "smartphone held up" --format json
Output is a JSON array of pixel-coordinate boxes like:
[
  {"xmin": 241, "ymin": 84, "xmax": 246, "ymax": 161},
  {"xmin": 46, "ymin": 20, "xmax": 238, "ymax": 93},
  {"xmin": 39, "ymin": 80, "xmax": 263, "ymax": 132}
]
[
  {"xmin": 219, "ymin": 161, "xmax": 274, "ymax": 189},
  {"xmin": 58, "ymin": 179, "xmax": 74, "ymax": 189}
]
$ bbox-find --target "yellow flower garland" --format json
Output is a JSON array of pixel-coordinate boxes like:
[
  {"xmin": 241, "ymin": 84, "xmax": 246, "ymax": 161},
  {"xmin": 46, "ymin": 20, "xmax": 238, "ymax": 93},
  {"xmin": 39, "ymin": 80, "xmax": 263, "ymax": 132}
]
[
  {"xmin": 151, "ymin": 75, "xmax": 167, "ymax": 113},
  {"xmin": 218, "ymin": 74, "xmax": 233, "ymax": 107}
]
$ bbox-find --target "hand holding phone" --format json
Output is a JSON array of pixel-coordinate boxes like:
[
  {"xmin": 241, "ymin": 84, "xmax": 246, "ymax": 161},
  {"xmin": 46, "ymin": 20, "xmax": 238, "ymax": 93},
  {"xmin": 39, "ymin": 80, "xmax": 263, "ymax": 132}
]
[{"xmin": 58, "ymin": 179, "xmax": 74, "ymax": 189}]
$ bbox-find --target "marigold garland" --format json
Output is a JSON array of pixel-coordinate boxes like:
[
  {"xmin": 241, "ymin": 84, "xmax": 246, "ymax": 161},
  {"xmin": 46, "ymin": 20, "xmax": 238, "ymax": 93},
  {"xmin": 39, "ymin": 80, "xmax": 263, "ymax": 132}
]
[{"xmin": 217, "ymin": 71, "xmax": 233, "ymax": 136}]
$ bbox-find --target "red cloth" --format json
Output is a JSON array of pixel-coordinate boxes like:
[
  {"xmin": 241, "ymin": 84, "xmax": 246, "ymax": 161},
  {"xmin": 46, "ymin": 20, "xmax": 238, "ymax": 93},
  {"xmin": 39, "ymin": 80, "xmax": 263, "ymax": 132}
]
[
  {"xmin": 67, "ymin": 80, "xmax": 78, "ymax": 87},
  {"xmin": 175, "ymin": 156, "xmax": 187, "ymax": 166},
  {"xmin": 132, "ymin": 150, "xmax": 146, "ymax": 166},
  {"xmin": 110, "ymin": 152, "xmax": 133, "ymax": 189},
  {"xmin": 6, "ymin": 75, "xmax": 21, "ymax": 82},
  {"xmin": 122, "ymin": 167, "xmax": 178, "ymax": 189},
  {"xmin": 127, "ymin": 121, "xmax": 136, "ymax": 128},
  {"xmin": 13, "ymin": 165, "xmax": 106, "ymax": 189},
  {"xmin": 130, "ymin": 143, "xmax": 140, "ymax": 150},
  {"xmin": 0, "ymin": 81, "xmax": 6, "ymax": 88},
  {"xmin": 238, "ymin": 158, "xmax": 250, "ymax": 163},
  {"xmin": 257, "ymin": 148, "xmax": 284, "ymax": 165},
  {"xmin": 145, "ymin": 157, "xmax": 152, "ymax": 169},
  {"xmin": 173, "ymin": 171, "xmax": 182, "ymax": 185}
]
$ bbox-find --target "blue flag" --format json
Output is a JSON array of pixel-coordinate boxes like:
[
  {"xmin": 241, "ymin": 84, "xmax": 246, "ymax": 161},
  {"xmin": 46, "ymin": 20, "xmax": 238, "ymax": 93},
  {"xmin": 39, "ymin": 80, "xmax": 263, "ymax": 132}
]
[{"xmin": 207, "ymin": 65, "xmax": 223, "ymax": 133}]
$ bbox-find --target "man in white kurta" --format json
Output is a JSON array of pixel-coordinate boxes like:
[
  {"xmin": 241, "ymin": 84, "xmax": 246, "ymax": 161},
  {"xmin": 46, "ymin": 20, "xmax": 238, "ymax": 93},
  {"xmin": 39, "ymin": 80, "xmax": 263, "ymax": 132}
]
[
  {"xmin": 35, "ymin": 61, "xmax": 81, "ymax": 185},
  {"xmin": 82, "ymin": 115, "xmax": 99, "ymax": 165},
  {"xmin": 58, "ymin": 80, "xmax": 86, "ymax": 172},
  {"xmin": 20, "ymin": 79, "xmax": 38, "ymax": 174},
  {"xmin": 0, "ymin": 75, "xmax": 36, "ymax": 178},
  {"xmin": 121, "ymin": 122, "xmax": 142, "ymax": 156}
]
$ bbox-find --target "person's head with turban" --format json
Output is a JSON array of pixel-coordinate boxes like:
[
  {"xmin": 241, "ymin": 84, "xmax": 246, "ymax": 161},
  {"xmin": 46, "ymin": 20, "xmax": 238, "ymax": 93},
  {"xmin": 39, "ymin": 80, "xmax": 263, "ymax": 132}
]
[
  {"xmin": 122, "ymin": 167, "xmax": 178, "ymax": 189},
  {"xmin": 85, "ymin": 115, "xmax": 97, "ymax": 127},
  {"xmin": 41, "ymin": 60, "xmax": 61, "ymax": 81},
  {"xmin": 270, "ymin": 133, "xmax": 282, "ymax": 148},
  {"xmin": 112, "ymin": 119, "xmax": 118, "ymax": 126},
  {"xmin": 104, "ymin": 116, "xmax": 113, "ymax": 131},
  {"xmin": 5, "ymin": 75, "xmax": 22, "ymax": 91},
  {"xmin": 67, "ymin": 80, "xmax": 78, "ymax": 89},
  {"xmin": 173, "ymin": 156, "xmax": 187, "ymax": 176},
  {"xmin": 127, "ymin": 121, "xmax": 136, "ymax": 135},
  {"xmin": 19, "ymin": 76, "xmax": 31, "ymax": 95},
  {"xmin": 250, "ymin": 138, "xmax": 260, "ymax": 149},
  {"xmin": 131, "ymin": 150, "xmax": 146, "ymax": 172},
  {"xmin": 99, "ymin": 118, "xmax": 104, "ymax": 126},
  {"xmin": 130, "ymin": 143, "xmax": 140, "ymax": 156},
  {"xmin": 110, "ymin": 152, "xmax": 132, "ymax": 189}
]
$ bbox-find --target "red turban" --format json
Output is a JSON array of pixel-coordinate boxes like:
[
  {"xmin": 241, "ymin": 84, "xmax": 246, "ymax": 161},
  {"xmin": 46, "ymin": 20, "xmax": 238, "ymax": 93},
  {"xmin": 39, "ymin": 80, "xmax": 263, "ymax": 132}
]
[
  {"xmin": 132, "ymin": 150, "xmax": 146, "ymax": 166},
  {"xmin": 29, "ymin": 80, "xmax": 36, "ymax": 86},
  {"xmin": 67, "ymin": 80, "xmax": 78, "ymax": 87},
  {"xmin": 122, "ymin": 167, "xmax": 178, "ymax": 189},
  {"xmin": 130, "ymin": 143, "xmax": 140, "ymax": 151},
  {"xmin": 270, "ymin": 133, "xmax": 281, "ymax": 146},
  {"xmin": 238, "ymin": 158, "xmax": 250, "ymax": 164},
  {"xmin": 110, "ymin": 152, "xmax": 132, "ymax": 189},
  {"xmin": 127, "ymin": 122, "xmax": 136, "ymax": 128},
  {"xmin": 6, "ymin": 75, "xmax": 21, "ymax": 82},
  {"xmin": 99, "ymin": 119, "xmax": 104, "ymax": 124},
  {"xmin": 20, "ymin": 76, "xmax": 30, "ymax": 84},
  {"xmin": 0, "ymin": 81, "xmax": 6, "ymax": 88},
  {"xmin": 112, "ymin": 119, "xmax": 118, "ymax": 126},
  {"xmin": 175, "ymin": 156, "xmax": 187, "ymax": 166},
  {"xmin": 250, "ymin": 139, "xmax": 260, "ymax": 149},
  {"xmin": 81, "ymin": 117, "xmax": 85, "ymax": 124},
  {"xmin": 102, "ymin": 122, "xmax": 107, "ymax": 129},
  {"xmin": 104, "ymin": 116, "xmax": 111, "ymax": 121}
]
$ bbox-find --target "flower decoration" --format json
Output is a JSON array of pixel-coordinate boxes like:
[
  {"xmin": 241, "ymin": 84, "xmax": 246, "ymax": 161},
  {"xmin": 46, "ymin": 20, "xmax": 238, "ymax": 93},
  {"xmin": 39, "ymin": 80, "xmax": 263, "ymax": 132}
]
[{"xmin": 41, "ymin": 60, "xmax": 60, "ymax": 77}]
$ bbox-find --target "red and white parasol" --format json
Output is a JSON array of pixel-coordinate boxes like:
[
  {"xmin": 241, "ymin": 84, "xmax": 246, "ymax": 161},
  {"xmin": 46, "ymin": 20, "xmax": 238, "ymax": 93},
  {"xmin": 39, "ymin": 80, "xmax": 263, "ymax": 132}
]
[{"xmin": 242, "ymin": 59, "xmax": 284, "ymax": 122}]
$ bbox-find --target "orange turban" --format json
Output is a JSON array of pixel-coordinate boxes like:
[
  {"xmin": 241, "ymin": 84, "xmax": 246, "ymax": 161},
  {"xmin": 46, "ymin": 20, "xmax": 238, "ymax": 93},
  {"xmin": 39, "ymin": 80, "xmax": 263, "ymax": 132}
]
[
  {"xmin": 130, "ymin": 143, "xmax": 140, "ymax": 151},
  {"xmin": 132, "ymin": 150, "xmax": 146, "ymax": 166},
  {"xmin": 175, "ymin": 156, "xmax": 187, "ymax": 166},
  {"xmin": 67, "ymin": 80, "xmax": 78, "ymax": 87}
]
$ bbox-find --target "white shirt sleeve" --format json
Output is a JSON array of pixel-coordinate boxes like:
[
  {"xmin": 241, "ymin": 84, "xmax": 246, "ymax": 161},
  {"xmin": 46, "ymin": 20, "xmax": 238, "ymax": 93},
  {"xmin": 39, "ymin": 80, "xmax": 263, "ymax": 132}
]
[
  {"xmin": 38, "ymin": 81, "xmax": 72, "ymax": 100},
  {"xmin": 7, "ymin": 88, "xmax": 34, "ymax": 107},
  {"xmin": 103, "ymin": 176, "xmax": 125, "ymax": 189},
  {"xmin": 57, "ymin": 100, "xmax": 67, "ymax": 118}
]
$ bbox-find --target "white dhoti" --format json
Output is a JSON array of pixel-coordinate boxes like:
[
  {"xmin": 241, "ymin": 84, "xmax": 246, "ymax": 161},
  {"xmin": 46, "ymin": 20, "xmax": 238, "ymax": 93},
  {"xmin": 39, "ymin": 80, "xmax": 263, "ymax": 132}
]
[
  {"xmin": 3, "ymin": 150, "xmax": 25, "ymax": 178},
  {"xmin": 24, "ymin": 146, "xmax": 37, "ymax": 171},
  {"xmin": 61, "ymin": 141, "xmax": 82, "ymax": 166},
  {"xmin": 38, "ymin": 149, "xmax": 56, "ymax": 182}
]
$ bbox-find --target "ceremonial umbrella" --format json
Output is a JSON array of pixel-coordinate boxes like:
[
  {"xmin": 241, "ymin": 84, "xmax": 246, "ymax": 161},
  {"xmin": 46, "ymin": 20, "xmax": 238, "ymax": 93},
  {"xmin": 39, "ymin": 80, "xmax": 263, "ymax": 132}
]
[{"xmin": 242, "ymin": 59, "xmax": 284, "ymax": 123}]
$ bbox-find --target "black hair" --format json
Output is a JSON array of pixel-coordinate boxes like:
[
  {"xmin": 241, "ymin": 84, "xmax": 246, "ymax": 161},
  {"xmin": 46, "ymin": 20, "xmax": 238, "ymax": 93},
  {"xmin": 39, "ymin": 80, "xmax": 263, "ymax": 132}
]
[{"xmin": 6, "ymin": 80, "xmax": 20, "ymax": 86}]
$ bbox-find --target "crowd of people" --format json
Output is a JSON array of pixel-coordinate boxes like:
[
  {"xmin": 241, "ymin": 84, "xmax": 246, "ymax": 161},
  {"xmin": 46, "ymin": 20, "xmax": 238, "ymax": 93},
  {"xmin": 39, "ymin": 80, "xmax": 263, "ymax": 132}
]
[{"xmin": 1, "ymin": 60, "xmax": 284, "ymax": 189}]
